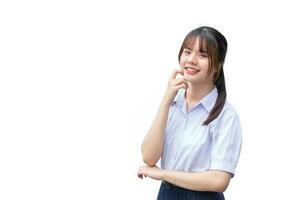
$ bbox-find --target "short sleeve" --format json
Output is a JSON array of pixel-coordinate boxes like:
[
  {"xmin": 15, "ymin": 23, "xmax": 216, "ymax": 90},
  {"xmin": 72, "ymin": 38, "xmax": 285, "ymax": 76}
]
[{"xmin": 209, "ymin": 110, "xmax": 242, "ymax": 177}]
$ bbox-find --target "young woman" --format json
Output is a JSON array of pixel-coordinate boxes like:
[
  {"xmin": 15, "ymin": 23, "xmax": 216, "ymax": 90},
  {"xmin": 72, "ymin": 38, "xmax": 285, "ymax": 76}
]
[{"xmin": 137, "ymin": 26, "xmax": 242, "ymax": 200}]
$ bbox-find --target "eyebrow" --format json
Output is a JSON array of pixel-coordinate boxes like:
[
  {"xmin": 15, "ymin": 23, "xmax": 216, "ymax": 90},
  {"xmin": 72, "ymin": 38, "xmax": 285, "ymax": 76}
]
[{"xmin": 183, "ymin": 47, "xmax": 208, "ymax": 54}]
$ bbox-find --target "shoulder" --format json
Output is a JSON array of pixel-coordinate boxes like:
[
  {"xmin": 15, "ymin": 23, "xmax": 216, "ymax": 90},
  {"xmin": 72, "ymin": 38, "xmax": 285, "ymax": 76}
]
[
  {"xmin": 221, "ymin": 101, "xmax": 240, "ymax": 119},
  {"xmin": 210, "ymin": 100, "xmax": 241, "ymax": 129}
]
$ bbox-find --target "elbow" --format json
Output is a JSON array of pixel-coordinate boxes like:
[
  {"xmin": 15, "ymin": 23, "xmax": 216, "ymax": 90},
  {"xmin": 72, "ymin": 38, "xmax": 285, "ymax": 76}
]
[
  {"xmin": 206, "ymin": 171, "xmax": 231, "ymax": 192},
  {"xmin": 213, "ymin": 178, "xmax": 230, "ymax": 193},
  {"xmin": 214, "ymin": 184, "xmax": 228, "ymax": 193},
  {"xmin": 142, "ymin": 155, "xmax": 158, "ymax": 167},
  {"xmin": 142, "ymin": 148, "xmax": 158, "ymax": 167},
  {"xmin": 143, "ymin": 159, "xmax": 156, "ymax": 167},
  {"xmin": 141, "ymin": 145, "xmax": 159, "ymax": 166}
]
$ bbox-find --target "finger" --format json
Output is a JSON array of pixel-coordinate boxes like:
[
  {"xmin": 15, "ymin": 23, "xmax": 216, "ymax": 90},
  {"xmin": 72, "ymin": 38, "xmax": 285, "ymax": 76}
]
[
  {"xmin": 138, "ymin": 174, "xmax": 143, "ymax": 179},
  {"xmin": 175, "ymin": 83, "xmax": 188, "ymax": 90},
  {"xmin": 137, "ymin": 172, "xmax": 144, "ymax": 179},
  {"xmin": 170, "ymin": 69, "xmax": 184, "ymax": 79},
  {"xmin": 184, "ymin": 80, "xmax": 189, "ymax": 88},
  {"xmin": 173, "ymin": 78, "xmax": 189, "ymax": 88},
  {"xmin": 173, "ymin": 78, "xmax": 185, "ymax": 84}
]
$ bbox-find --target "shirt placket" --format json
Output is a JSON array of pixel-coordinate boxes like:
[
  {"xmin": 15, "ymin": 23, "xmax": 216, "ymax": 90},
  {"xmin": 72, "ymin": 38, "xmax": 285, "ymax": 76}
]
[{"xmin": 173, "ymin": 111, "xmax": 189, "ymax": 161}]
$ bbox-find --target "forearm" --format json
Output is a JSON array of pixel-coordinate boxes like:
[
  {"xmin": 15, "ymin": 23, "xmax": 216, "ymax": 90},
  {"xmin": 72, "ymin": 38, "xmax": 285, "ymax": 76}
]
[
  {"xmin": 162, "ymin": 170, "xmax": 230, "ymax": 192},
  {"xmin": 141, "ymin": 99, "xmax": 171, "ymax": 166}
]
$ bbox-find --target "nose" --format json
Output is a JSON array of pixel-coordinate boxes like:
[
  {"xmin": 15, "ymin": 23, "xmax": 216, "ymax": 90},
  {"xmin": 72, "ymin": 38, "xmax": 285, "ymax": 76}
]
[{"xmin": 187, "ymin": 53, "xmax": 197, "ymax": 65}]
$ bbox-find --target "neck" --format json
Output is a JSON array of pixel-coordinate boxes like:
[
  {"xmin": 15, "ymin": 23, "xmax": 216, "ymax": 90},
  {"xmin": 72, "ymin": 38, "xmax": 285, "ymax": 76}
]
[{"xmin": 185, "ymin": 82, "xmax": 215, "ymax": 103}]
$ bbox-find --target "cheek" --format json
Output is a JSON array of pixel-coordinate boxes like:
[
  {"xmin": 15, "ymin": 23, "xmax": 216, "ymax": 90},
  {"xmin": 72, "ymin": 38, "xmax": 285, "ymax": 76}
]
[
  {"xmin": 179, "ymin": 58, "xmax": 185, "ymax": 68},
  {"xmin": 199, "ymin": 60, "xmax": 210, "ymax": 70}
]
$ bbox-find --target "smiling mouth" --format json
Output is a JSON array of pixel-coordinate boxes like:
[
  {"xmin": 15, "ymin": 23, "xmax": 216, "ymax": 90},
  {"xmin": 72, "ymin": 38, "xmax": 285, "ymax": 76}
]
[{"xmin": 184, "ymin": 67, "xmax": 200, "ymax": 73}]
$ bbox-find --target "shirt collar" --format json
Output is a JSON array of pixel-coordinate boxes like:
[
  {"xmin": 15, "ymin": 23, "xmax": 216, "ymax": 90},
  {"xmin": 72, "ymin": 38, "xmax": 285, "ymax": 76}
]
[{"xmin": 173, "ymin": 86, "xmax": 218, "ymax": 113}]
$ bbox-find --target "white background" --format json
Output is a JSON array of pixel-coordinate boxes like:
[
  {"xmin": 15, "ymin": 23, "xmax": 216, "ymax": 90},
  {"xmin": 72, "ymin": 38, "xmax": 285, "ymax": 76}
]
[{"xmin": 1, "ymin": 0, "xmax": 300, "ymax": 199}]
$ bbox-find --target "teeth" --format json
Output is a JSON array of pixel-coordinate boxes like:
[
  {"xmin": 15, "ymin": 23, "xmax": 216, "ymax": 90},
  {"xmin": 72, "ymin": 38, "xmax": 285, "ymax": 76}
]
[{"xmin": 186, "ymin": 67, "xmax": 199, "ymax": 71}]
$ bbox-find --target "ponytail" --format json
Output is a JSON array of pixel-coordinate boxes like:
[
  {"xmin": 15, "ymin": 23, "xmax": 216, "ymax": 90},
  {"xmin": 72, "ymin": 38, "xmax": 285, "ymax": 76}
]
[{"xmin": 203, "ymin": 67, "xmax": 226, "ymax": 125}]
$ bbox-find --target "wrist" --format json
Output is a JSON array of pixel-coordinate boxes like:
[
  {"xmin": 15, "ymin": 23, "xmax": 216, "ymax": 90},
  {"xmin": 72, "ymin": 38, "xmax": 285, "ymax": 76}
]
[
  {"xmin": 161, "ymin": 169, "xmax": 168, "ymax": 181},
  {"xmin": 161, "ymin": 96, "xmax": 173, "ymax": 107}
]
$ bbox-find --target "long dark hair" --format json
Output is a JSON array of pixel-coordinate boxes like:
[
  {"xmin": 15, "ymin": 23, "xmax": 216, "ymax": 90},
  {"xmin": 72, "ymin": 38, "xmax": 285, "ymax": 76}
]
[{"xmin": 178, "ymin": 26, "xmax": 228, "ymax": 125}]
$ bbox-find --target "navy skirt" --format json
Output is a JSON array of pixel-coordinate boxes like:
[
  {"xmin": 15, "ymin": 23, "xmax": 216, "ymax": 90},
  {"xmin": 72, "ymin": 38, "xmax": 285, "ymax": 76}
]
[{"xmin": 157, "ymin": 181, "xmax": 225, "ymax": 200}]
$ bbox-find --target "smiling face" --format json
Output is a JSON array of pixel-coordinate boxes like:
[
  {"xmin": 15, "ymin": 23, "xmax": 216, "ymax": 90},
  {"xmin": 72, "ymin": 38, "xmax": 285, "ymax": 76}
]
[{"xmin": 179, "ymin": 37, "xmax": 217, "ymax": 85}]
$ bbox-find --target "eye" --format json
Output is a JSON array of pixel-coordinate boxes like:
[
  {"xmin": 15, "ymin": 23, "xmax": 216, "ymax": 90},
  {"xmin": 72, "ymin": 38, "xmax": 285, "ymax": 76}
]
[
  {"xmin": 199, "ymin": 53, "xmax": 208, "ymax": 58},
  {"xmin": 183, "ymin": 50, "xmax": 191, "ymax": 55}
]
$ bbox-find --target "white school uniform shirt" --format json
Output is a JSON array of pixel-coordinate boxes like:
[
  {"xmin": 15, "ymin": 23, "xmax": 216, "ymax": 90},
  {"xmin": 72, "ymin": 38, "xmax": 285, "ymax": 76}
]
[{"xmin": 161, "ymin": 87, "xmax": 242, "ymax": 176}]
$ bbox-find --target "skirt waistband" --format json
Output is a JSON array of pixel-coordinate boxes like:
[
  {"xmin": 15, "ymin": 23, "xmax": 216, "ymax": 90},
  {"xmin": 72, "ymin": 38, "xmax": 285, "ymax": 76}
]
[
  {"xmin": 158, "ymin": 181, "xmax": 225, "ymax": 200},
  {"xmin": 161, "ymin": 180, "xmax": 175, "ymax": 189}
]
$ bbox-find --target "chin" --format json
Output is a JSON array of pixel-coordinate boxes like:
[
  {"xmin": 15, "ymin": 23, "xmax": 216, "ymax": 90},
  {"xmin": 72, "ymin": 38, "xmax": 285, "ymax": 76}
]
[
  {"xmin": 184, "ymin": 76, "xmax": 205, "ymax": 86},
  {"xmin": 183, "ymin": 74, "xmax": 199, "ymax": 81}
]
